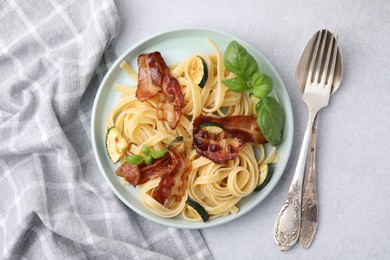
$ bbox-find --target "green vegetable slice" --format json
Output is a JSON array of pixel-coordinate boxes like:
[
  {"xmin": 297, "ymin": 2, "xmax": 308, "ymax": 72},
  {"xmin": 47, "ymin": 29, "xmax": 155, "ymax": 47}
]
[
  {"xmin": 254, "ymin": 164, "xmax": 273, "ymax": 191},
  {"xmin": 186, "ymin": 197, "xmax": 209, "ymax": 222},
  {"xmin": 106, "ymin": 126, "xmax": 128, "ymax": 163},
  {"xmin": 198, "ymin": 122, "xmax": 224, "ymax": 128},
  {"xmin": 167, "ymin": 136, "xmax": 184, "ymax": 150},
  {"xmin": 198, "ymin": 122, "xmax": 224, "ymax": 134},
  {"xmin": 189, "ymin": 56, "xmax": 208, "ymax": 88}
]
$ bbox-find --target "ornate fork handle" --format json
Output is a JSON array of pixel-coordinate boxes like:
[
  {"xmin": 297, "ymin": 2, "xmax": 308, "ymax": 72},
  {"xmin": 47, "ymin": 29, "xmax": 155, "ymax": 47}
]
[
  {"xmin": 273, "ymin": 109, "xmax": 317, "ymax": 250},
  {"xmin": 300, "ymin": 113, "xmax": 318, "ymax": 248}
]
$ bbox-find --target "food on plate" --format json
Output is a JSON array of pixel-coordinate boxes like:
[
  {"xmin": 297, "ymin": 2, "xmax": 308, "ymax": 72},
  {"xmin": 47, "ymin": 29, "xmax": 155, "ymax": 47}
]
[
  {"xmin": 185, "ymin": 197, "xmax": 209, "ymax": 222},
  {"xmin": 106, "ymin": 40, "xmax": 282, "ymax": 221},
  {"xmin": 222, "ymin": 41, "xmax": 285, "ymax": 147},
  {"xmin": 136, "ymin": 52, "xmax": 184, "ymax": 129},
  {"xmin": 189, "ymin": 56, "xmax": 208, "ymax": 88},
  {"xmin": 105, "ymin": 126, "xmax": 128, "ymax": 163},
  {"xmin": 193, "ymin": 115, "xmax": 266, "ymax": 164},
  {"xmin": 115, "ymin": 139, "xmax": 191, "ymax": 208}
]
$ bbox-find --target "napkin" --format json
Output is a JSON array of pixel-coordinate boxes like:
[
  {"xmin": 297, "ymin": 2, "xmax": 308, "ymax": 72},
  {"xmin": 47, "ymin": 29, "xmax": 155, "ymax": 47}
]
[{"xmin": 0, "ymin": 1, "xmax": 212, "ymax": 259}]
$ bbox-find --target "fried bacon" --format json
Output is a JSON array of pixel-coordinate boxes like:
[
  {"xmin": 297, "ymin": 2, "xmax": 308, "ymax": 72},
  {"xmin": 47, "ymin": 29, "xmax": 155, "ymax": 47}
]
[
  {"xmin": 115, "ymin": 151, "xmax": 174, "ymax": 187},
  {"xmin": 193, "ymin": 116, "xmax": 267, "ymax": 164},
  {"xmin": 116, "ymin": 146, "xmax": 191, "ymax": 208},
  {"xmin": 136, "ymin": 52, "xmax": 184, "ymax": 129},
  {"xmin": 151, "ymin": 150, "xmax": 191, "ymax": 208}
]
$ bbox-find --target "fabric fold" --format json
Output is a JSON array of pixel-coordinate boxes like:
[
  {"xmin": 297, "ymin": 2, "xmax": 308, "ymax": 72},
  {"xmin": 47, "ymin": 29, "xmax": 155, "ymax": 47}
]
[{"xmin": 0, "ymin": 1, "xmax": 212, "ymax": 259}]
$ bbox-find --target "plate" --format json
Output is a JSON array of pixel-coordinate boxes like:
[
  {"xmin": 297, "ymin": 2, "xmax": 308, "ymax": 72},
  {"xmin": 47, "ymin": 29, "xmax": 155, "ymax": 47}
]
[{"xmin": 91, "ymin": 28, "xmax": 293, "ymax": 229}]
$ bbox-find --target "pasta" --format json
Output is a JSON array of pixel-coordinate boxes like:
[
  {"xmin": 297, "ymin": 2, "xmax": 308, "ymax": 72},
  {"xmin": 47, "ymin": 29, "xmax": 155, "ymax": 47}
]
[{"xmin": 107, "ymin": 40, "xmax": 278, "ymax": 221}]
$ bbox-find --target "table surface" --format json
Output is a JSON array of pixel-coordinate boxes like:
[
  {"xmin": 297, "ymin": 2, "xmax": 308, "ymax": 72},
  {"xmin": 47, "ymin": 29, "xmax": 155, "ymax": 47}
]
[{"xmin": 112, "ymin": 0, "xmax": 390, "ymax": 259}]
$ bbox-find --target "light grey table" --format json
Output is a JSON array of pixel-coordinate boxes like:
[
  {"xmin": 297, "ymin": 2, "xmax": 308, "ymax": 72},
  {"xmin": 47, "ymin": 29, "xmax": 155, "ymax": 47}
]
[{"xmin": 112, "ymin": 0, "xmax": 390, "ymax": 259}]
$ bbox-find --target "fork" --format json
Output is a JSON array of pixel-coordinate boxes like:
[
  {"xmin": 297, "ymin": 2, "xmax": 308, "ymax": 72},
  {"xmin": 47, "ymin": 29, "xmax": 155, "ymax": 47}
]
[{"xmin": 273, "ymin": 30, "xmax": 339, "ymax": 250}]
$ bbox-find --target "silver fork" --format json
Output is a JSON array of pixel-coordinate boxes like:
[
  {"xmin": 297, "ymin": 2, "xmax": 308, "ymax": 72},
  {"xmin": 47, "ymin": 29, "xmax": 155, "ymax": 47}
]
[{"xmin": 273, "ymin": 30, "xmax": 339, "ymax": 251}]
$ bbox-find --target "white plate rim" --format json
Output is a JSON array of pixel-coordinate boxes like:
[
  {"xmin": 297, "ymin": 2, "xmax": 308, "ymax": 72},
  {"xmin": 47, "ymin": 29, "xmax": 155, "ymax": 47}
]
[{"xmin": 91, "ymin": 27, "xmax": 294, "ymax": 229}]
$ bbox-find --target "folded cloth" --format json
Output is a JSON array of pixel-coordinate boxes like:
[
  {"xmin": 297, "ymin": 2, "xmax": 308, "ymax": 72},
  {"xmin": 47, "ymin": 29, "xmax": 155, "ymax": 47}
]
[{"xmin": 0, "ymin": 1, "xmax": 212, "ymax": 259}]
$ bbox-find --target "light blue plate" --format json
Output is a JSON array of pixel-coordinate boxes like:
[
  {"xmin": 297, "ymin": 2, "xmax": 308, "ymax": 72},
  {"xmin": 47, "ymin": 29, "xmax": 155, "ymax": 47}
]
[{"xmin": 91, "ymin": 28, "xmax": 293, "ymax": 229}]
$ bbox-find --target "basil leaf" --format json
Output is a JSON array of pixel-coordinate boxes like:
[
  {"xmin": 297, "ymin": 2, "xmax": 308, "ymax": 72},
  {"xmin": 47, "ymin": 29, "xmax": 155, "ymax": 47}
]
[
  {"xmin": 141, "ymin": 144, "xmax": 150, "ymax": 155},
  {"xmin": 256, "ymin": 97, "xmax": 285, "ymax": 147},
  {"xmin": 124, "ymin": 155, "xmax": 144, "ymax": 165},
  {"xmin": 144, "ymin": 155, "xmax": 153, "ymax": 165},
  {"xmin": 150, "ymin": 149, "xmax": 168, "ymax": 159},
  {"xmin": 222, "ymin": 41, "xmax": 285, "ymax": 146},
  {"xmin": 222, "ymin": 77, "xmax": 248, "ymax": 93},
  {"xmin": 252, "ymin": 73, "xmax": 273, "ymax": 99},
  {"xmin": 224, "ymin": 41, "xmax": 259, "ymax": 80}
]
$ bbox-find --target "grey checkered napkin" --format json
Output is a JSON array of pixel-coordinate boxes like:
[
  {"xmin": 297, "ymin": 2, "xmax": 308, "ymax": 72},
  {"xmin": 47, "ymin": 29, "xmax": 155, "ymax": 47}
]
[{"xmin": 0, "ymin": 1, "xmax": 212, "ymax": 259}]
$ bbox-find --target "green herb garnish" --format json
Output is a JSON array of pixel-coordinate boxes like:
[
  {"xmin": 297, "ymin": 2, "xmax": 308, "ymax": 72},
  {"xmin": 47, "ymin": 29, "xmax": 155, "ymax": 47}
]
[
  {"xmin": 150, "ymin": 149, "xmax": 168, "ymax": 159},
  {"xmin": 141, "ymin": 144, "xmax": 150, "ymax": 155},
  {"xmin": 124, "ymin": 154, "xmax": 144, "ymax": 165},
  {"xmin": 144, "ymin": 154, "xmax": 153, "ymax": 165},
  {"xmin": 124, "ymin": 136, "xmax": 184, "ymax": 165},
  {"xmin": 222, "ymin": 41, "xmax": 285, "ymax": 146},
  {"xmin": 125, "ymin": 144, "xmax": 156, "ymax": 165}
]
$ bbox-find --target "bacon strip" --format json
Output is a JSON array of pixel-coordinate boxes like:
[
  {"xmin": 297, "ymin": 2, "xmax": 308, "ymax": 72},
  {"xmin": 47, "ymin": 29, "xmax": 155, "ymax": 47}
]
[
  {"xmin": 116, "ymin": 146, "xmax": 191, "ymax": 208},
  {"xmin": 115, "ymin": 151, "xmax": 175, "ymax": 187},
  {"xmin": 193, "ymin": 116, "xmax": 266, "ymax": 164},
  {"xmin": 199, "ymin": 116, "xmax": 266, "ymax": 143},
  {"xmin": 136, "ymin": 52, "xmax": 184, "ymax": 129},
  {"xmin": 136, "ymin": 52, "xmax": 164, "ymax": 101},
  {"xmin": 151, "ymin": 150, "xmax": 191, "ymax": 208}
]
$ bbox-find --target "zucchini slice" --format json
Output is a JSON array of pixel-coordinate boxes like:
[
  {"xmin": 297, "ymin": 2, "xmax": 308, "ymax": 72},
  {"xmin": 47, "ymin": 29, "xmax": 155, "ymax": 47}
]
[
  {"xmin": 167, "ymin": 136, "xmax": 184, "ymax": 150},
  {"xmin": 189, "ymin": 56, "xmax": 208, "ymax": 88},
  {"xmin": 185, "ymin": 197, "xmax": 209, "ymax": 222},
  {"xmin": 198, "ymin": 122, "xmax": 224, "ymax": 134},
  {"xmin": 105, "ymin": 126, "xmax": 128, "ymax": 163},
  {"xmin": 254, "ymin": 164, "xmax": 273, "ymax": 191}
]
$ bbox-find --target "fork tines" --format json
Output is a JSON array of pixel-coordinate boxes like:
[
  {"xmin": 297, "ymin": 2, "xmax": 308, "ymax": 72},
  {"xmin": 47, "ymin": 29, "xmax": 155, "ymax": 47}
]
[{"xmin": 307, "ymin": 30, "xmax": 339, "ymax": 87}]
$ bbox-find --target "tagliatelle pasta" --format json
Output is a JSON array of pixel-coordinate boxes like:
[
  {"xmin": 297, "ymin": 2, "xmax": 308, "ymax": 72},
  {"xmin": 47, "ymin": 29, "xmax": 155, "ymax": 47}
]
[{"xmin": 106, "ymin": 40, "xmax": 278, "ymax": 221}]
